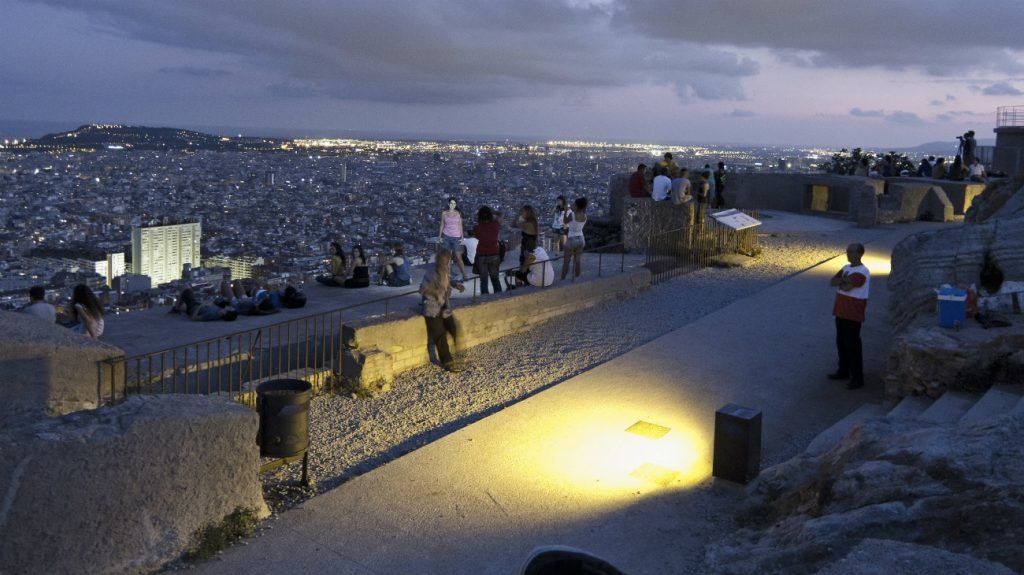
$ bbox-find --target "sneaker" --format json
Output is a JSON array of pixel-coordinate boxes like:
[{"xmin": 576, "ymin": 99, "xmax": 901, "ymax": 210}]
[
  {"xmin": 520, "ymin": 546, "xmax": 625, "ymax": 575},
  {"xmin": 452, "ymin": 282, "xmax": 466, "ymax": 293},
  {"xmin": 442, "ymin": 362, "xmax": 463, "ymax": 373},
  {"xmin": 826, "ymin": 372, "xmax": 849, "ymax": 381}
]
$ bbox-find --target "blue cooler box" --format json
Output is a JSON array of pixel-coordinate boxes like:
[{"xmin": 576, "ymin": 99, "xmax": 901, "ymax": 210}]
[{"xmin": 937, "ymin": 287, "xmax": 967, "ymax": 328}]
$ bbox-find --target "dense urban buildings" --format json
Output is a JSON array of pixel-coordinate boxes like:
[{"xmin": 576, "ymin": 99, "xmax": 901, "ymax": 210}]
[{"xmin": 0, "ymin": 124, "xmax": 844, "ymax": 309}]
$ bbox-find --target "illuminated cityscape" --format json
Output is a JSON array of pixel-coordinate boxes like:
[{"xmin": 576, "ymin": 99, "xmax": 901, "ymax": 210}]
[{"xmin": 0, "ymin": 124, "xmax": 853, "ymax": 307}]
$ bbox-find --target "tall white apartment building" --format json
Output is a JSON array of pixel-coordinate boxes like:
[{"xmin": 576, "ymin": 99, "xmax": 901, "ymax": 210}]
[{"xmin": 131, "ymin": 221, "xmax": 201, "ymax": 286}]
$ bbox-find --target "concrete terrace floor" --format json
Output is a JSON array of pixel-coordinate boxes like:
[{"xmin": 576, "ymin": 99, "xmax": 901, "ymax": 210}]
[{"xmin": 180, "ymin": 215, "xmax": 935, "ymax": 575}]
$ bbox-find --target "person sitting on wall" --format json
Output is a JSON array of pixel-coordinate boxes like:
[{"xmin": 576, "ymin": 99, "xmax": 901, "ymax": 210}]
[
  {"xmin": 931, "ymin": 157, "xmax": 947, "ymax": 180},
  {"xmin": 315, "ymin": 242, "xmax": 347, "ymax": 287},
  {"xmin": 344, "ymin": 245, "xmax": 371, "ymax": 288},
  {"xmin": 22, "ymin": 285, "xmax": 56, "ymax": 323},
  {"xmin": 628, "ymin": 164, "xmax": 650, "ymax": 198},
  {"xmin": 506, "ymin": 246, "xmax": 556, "ymax": 289},
  {"xmin": 379, "ymin": 243, "xmax": 412, "ymax": 287},
  {"xmin": 651, "ymin": 165, "xmax": 672, "ymax": 201},
  {"xmin": 967, "ymin": 158, "xmax": 987, "ymax": 182}
]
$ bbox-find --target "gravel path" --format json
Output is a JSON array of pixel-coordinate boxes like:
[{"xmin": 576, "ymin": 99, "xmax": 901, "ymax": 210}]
[{"xmin": 263, "ymin": 227, "xmax": 887, "ymax": 511}]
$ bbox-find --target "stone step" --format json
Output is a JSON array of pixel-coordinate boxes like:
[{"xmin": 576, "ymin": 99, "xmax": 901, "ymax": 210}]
[
  {"xmin": 806, "ymin": 403, "xmax": 889, "ymax": 456},
  {"xmin": 887, "ymin": 395, "xmax": 933, "ymax": 420},
  {"xmin": 918, "ymin": 391, "xmax": 977, "ymax": 424},
  {"xmin": 959, "ymin": 386, "xmax": 1024, "ymax": 427}
]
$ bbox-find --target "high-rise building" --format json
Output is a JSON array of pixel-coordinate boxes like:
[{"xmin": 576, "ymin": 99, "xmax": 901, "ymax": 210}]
[{"xmin": 130, "ymin": 221, "xmax": 201, "ymax": 286}]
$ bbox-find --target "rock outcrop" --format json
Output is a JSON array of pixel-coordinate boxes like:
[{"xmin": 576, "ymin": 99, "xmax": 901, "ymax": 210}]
[
  {"xmin": 705, "ymin": 414, "xmax": 1024, "ymax": 574},
  {"xmin": 0, "ymin": 395, "xmax": 268, "ymax": 575},
  {"xmin": 886, "ymin": 315, "xmax": 1024, "ymax": 397},
  {"xmin": 888, "ymin": 184, "xmax": 1024, "ymax": 333}
]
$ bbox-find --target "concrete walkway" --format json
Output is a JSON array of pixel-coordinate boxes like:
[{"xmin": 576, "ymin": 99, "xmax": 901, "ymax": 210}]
[{"xmin": 190, "ymin": 220, "xmax": 934, "ymax": 575}]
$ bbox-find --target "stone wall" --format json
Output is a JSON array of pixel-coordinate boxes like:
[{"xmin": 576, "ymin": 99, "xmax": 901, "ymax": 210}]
[
  {"xmin": 888, "ymin": 209, "xmax": 1024, "ymax": 333},
  {"xmin": 1, "ymin": 311, "xmax": 125, "ymax": 423},
  {"xmin": 342, "ymin": 268, "xmax": 651, "ymax": 387},
  {"xmin": 0, "ymin": 395, "xmax": 268, "ymax": 575}
]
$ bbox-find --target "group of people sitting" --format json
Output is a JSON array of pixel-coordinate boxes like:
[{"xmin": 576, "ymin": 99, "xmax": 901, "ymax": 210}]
[
  {"xmin": 20, "ymin": 283, "xmax": 105, "ymax": 339},
  {"xmin": 855, "ymin": 153, "xmax": 987, "ymax": 183},
  {"xmin": 170, "ymin": 279, "xmax": 306, "ymax": 322},
  {"xmin": 315, "ymin": 242, "xmax": 412, "ymax": 289},
  {"xmin": 629, "ymin": 153, "xmax": 728, "ymax": 209}
]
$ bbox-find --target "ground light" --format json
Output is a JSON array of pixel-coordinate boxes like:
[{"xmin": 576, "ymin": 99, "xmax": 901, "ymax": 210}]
[{"xmin": 520, "ymin": 401, "xmax": 712, "ymax": 502}]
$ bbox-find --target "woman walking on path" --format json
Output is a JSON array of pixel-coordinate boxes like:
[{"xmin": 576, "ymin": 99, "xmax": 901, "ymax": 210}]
[
  {"xmin": 437, "ymin": 197, "xmax": 467, "ymax": 282},
  {"xmin": 70, "ymin": 284, "xmax": 105, "ymax": 338},
  {"xmin": 419, "ymin": 250, "xmax": 465, "ymax": 372},
  {"xmin": 561, "ymin": 197, "xmax": 588, "ymax": 281}
]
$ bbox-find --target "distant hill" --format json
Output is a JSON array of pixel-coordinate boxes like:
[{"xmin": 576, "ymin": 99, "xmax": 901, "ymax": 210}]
[
  {"xmin": 891, "ymin": 139, "xmax": 995, "ymax": 156},
  {"xmin": 8, "ymin": 123, "xmax": 284, "ymax": 152}
]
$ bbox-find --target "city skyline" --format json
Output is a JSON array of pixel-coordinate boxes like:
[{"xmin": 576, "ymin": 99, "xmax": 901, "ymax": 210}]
[{"xmin": 3, "ymin": 1, "xmax": 1024, "ymax": 148}]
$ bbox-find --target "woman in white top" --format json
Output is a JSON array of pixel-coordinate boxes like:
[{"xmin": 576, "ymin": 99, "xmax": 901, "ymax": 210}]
[{"xmin": 561, "ymin": 197, "xmax": 588, "ymax": 280}]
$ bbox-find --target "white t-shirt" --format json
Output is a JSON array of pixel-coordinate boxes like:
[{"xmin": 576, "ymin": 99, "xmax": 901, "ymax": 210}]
[
  {"xmin": 462, "ymin": 236, "xmax": 479, "ymax": 264},
  {"xmin": 652, "ymin": 175, "xmax": 672, "ymax": 201},
  {"xmin": 527, "ymin": 247, "xmax": 556, "ymax": 287}
]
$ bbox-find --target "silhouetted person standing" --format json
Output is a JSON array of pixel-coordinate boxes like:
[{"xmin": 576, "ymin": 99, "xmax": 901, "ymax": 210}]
[{"xmin": 828, "ymin": 244, "xmax": 870, "ymax": 389}]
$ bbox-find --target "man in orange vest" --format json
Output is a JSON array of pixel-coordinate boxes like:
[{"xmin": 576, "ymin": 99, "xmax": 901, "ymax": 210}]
[{"xmin": 828, "ymin": 243, "xmax": 870, "ymax": 389}]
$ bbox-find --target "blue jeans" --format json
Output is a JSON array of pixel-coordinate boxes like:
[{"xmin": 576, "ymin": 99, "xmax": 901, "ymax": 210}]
[{"xmin": 476, "ymin": 254, "xmax": 502, "ymax": 294}]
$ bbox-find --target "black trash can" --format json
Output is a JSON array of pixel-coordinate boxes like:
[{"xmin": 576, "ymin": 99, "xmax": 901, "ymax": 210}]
[{"xmin": 256, "ymin": 379, "xmax": 312, "ymax": 458}]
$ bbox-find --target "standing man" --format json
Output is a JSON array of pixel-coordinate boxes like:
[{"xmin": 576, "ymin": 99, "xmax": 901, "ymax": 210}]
[
  {"xmin": 713, "ymin": 162, "xmax": 727, "ymax": 208},
  {"xmin": 828, "ymin": 243, "xmax": 870, "ymax": 389}
]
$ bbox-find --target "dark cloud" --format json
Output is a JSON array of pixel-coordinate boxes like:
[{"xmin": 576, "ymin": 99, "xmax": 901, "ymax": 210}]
[
  {"xmin": 28, "ymin": 0, "xmax": 758, "ymax": 106},
  {"xmin": 613, "ymin": 0, "xmax": 1024, "ymax": 76},
  {"xmin": 885, "ymin": 111, "xmax": 924, "ymax": 125},
  {"xmin": 979, "ymin": 82, "xmax": 1023, "ymax": 96},
  {"xmin": 850, "ymin": 108, "xmax": 884, "ymax": 117},
  {"xmin": 158, "ymin": 66, "xmax": 229, "ymax": 78}
]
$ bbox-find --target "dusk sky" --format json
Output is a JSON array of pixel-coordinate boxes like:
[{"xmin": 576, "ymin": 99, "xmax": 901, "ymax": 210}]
[{"xmin": 4, "ymin": 0, "xmax": 1024, "ymax": 147}]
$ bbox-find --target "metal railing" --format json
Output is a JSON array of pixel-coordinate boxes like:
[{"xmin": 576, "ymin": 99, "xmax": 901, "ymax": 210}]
[
  {"xmin": 645, "ymin": 208, "xmax": 760, "ymax": 284},
  {"xmin": 996, "ymin": 105, "xmax": 1024, "ymax": 128},
  {"xmin": 97, "ymin": 240, "xmax": 631, "ymax": 408}
]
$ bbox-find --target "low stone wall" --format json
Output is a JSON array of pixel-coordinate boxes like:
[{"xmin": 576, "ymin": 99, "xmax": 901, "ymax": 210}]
[
  {"xmin": 342, "ymin": 268, "xmax": 651, "ymax": 387},
  {"xmin": 1, "ymin": 311, "xmax": 124, "ymax": 423},
  {"xmin": 0, "ymin": 394, "xmax": 268, "ymax": 575}
]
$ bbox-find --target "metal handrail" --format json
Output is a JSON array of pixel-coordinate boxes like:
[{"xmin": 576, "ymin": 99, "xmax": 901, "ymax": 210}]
[
  {"xmin": 98, "ymin": 239, "xmax": 631, "ymax": 407},
  {"xmin": 996, "ymin": 105, "xmax": 1024, "ymax": 128}
]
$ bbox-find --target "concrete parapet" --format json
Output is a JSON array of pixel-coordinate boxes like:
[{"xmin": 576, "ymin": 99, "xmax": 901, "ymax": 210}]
[
  {"xmin": 1, "ymin": 311, "xmax": 125, "ymax": 423},
  {"xmin": 0, "ymin": 394, "xmax": 267, "ymax": 575},
  {"xmin": 344, "ymin": 268, "xmax": 652, "ymax": 386}
]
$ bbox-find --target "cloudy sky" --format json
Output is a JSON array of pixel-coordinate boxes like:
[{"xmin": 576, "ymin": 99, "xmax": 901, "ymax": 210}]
[{"xmin": 4, "ymin": 0, "xmax": 1024, "ymax": 147}]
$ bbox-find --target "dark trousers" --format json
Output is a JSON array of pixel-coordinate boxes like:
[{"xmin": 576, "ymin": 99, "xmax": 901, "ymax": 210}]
[
  {"xmin": 835, "ymin": 317, "xmax": 863, "ymax": 382},
  {"xmin": 425, "ymin": 314, "xmax": 456, "ymax": 366},
  {"xmin": 476, "ymin": 254, "xmax": 502, "ymax": 294}
]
